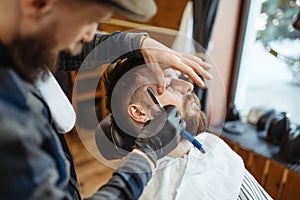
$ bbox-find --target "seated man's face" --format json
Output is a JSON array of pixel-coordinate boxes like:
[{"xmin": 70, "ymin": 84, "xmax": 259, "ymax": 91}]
[
  {"xmin": 101, "ymin": 58, "xmax": 207, "ymax": 158},
  {"xmin": 128, "ymin": 68, "xmax": 207, "ymax": 137},
  {"xmin": 127, "ymin": 68, "xmax": 207, "ymax": 157}
]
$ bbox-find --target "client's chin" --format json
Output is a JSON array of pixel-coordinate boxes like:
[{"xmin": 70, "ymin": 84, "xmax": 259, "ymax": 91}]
[
  {"xmin": 167, "ymin": 94, "xmax": 207, "ymax": 158},
  {"xmin": 182, "ymin": 93, "xmax": 207, "ymax": 136}
]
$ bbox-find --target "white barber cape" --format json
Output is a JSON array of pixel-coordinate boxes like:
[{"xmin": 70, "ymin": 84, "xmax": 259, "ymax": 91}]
[{"xmin": 139, "ymin": 132, "xmax": 245, "ymax": 200}]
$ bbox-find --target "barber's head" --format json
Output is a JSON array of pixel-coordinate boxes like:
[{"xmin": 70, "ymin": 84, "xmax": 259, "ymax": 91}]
[
  {"xmin": 102, "ymin": 57, "xmax": 207, "ymax": 138},
  {"xmin": 0, "ymin": 0, "xmax": 156, "ymax": 82}
]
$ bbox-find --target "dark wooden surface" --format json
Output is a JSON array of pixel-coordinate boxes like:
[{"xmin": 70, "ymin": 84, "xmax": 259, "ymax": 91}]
[
  {"xmin": 221, "ymin": 121, "xmax": 300, "ymax": 199},
  {"xmin": 221, "ymin": 121, "xmax": 300, "ymax": 173}
]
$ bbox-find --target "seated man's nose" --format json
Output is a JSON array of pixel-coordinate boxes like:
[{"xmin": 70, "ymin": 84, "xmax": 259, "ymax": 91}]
[{"xmin": 173, "ymin": 80, "xmax": 194, "ymax": 94}]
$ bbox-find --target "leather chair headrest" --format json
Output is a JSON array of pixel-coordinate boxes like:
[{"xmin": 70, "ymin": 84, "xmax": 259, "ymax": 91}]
[{"xmin": 95, "ymin": 114, "xmax": 136, "ymax": 160}]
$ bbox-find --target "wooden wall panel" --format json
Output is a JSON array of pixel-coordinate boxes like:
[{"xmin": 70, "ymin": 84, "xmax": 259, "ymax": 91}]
[
  {"xmin": 222, "ymin": 138, "xmax": 300, "ymax": 200},
  {"xmin": 281, "ymin": 170, "xmax": 300, "ymax": 200},
  {"xmin": 236, "ymin": 147, "xmax": 250, "ymax": 166},
  {"xmin": 249, "ymin": 153, "xmax": 269, "ymax": 185},
  {"xmin": 106, "ymin": 0, "xmax": 189, "ymax": 30},
  {"xmin": 264, "ymin": 161, "xmax": 285, "ymax": 199},
  {"xmin": 99, "ymin": 0, "xmax": 189, "ymax": 48}
]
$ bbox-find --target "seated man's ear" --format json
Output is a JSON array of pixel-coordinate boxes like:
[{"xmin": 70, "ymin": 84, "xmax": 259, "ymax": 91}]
[{"xmin": 128, "ymin": 104, "xmax": 149, "ymax": 123}]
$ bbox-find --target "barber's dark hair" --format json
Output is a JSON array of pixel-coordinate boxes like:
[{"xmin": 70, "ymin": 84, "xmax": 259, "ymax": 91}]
[{"xmin": 101, "ymin": 57, "xmax": 146, "ymax": 112}]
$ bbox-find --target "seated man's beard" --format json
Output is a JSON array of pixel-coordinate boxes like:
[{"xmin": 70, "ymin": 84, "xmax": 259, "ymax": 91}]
[
  {"xmin": 8, "ymin": 35, "xmax": 59, "ymax": 83},
  {"xmin": 182, "ymin": 93, "xmax": 207, "ymax": 136}
]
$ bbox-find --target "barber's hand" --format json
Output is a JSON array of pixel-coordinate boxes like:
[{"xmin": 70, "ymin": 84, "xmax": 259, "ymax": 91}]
[
  {"xmin": 140, "ymin": 37, "xmax": 213, "ymax": 94},
  {"xmin": 132, "ymin": 105, "xmax": 186, "ymax": 164}
]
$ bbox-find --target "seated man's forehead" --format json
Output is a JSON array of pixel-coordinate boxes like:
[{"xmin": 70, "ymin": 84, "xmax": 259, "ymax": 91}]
[{"xmin": 163, "ymin": 69, "xmax": 181, "ymax": 78}]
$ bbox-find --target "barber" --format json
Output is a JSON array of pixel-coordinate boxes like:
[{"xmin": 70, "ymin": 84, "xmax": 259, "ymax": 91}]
[{"xmin": 0, "ymin": 0, "xmax": 212, "ymax": 199}]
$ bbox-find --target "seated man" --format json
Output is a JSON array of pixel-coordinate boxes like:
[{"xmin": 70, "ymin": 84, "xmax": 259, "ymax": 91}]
[{"xmin": 96, "ymin": 57, "xmax": 272, "ymax": 200}]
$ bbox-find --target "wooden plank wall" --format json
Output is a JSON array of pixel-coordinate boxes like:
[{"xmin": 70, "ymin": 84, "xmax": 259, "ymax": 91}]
[
  {"xmin": 100, "ymin": 0, "xmax": 189, "ymax": 32},
  {"xmin": 222, "ymin": 137, "xmax": 300, "ymax": 200}
]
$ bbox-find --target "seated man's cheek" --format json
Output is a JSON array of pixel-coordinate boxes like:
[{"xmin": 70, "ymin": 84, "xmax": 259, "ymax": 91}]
[{"xmin": 159, "ymin": 91, "xmax": 180, "ymax": 107}]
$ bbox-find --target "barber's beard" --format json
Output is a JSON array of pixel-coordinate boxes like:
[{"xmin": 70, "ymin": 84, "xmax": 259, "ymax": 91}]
[
  {"xmin": 182, "ymin": 93, "xmax": 207, "ymax": 136},
  {"xmin": 8, "ymin": 32, "xmax": 59, "ymax": 83}
]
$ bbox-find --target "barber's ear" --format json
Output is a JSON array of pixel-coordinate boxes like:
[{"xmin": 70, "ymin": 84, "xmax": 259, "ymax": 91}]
[
  {"xmin": 128, "ymin": 104, "xmax": 150, "ymax": 123},
  {"xmin": 20, "ymin": 0, "xmax": 55, "ymax": 17}
]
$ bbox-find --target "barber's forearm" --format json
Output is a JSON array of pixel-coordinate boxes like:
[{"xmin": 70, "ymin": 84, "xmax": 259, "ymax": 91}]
[
  {"xmin": 89, "ymin": 152, "xmax": 152, "ymax": 200},
  {"xmin": 58, "ymin": 32, "xmax": 110, "ymax": 71},
  {"xmin": 58, "ymin": 31, "xmax": 148, "ymax": 71}
]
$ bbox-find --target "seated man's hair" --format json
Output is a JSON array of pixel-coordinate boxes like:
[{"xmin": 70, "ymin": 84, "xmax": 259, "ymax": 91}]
[
  {"xmin": 100, "ymin": 57, "xmax": 155, "ymax": 137},
  {"xmin": 101, "ymin": 57, "xmax": 146, "ymax": 113},
  {"xmin": 97, "ymin": 57, "xmax": 150, "ymax": 155}
]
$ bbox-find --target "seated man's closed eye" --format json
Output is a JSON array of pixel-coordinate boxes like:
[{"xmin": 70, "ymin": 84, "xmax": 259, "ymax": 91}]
[{"xmin": 98, "ymin": 57, "xmax": 207, "ymax": 158}]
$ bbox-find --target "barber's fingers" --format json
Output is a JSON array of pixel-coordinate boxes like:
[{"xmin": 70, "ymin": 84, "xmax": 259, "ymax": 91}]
[
  {"xmin": 174, "ymin": 61, "xmax": 206, "ymax": 87},
  {"xmin": 147, "ymin": 62, "xmax": 166, "ymax": 94},
  {"xmin": 181, "ymin": 53, "xmax": 212, "ymax": 71},
  {"xmin": 141, "ymin": 43, "xmax": 167, "ymax": 94},
  {"xmin": 164, "ymin": 53, "xmax": 212, "ymax": 88},
  {"xmin": 140, "ymin": 37, "xmax": 213, "ymax": 91},
  {"xmin": 180, "ymin": 56, "xmax": 213, "ymax": 80},
  {"xmin": 157, "ymin": 80, "xmax": 166, "ymax": 95}
]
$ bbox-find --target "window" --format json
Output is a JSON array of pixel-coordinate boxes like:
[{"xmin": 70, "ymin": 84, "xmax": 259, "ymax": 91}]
[{"xmin": 235, "ymin": 0, "xmax": 300, "ymax": 124}]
